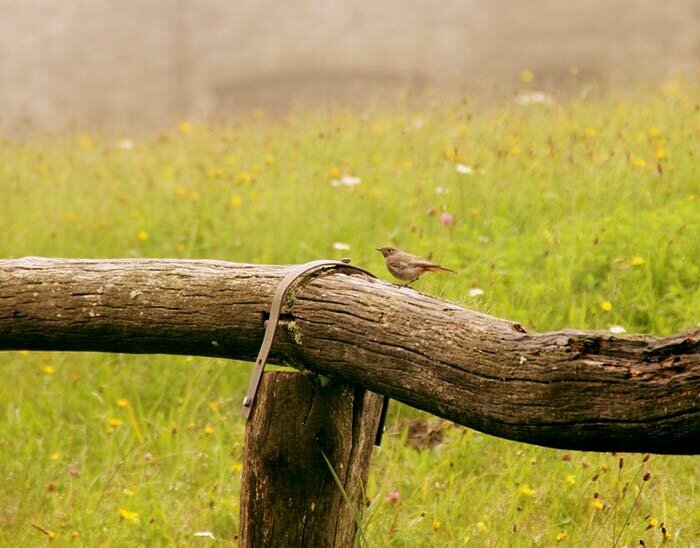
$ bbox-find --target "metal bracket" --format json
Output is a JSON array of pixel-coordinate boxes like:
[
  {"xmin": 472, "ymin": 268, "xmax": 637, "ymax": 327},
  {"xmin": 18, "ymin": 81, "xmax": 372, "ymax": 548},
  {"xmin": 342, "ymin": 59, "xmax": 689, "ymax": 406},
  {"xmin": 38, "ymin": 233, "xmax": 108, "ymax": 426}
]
[{"xmin": 241, "ymin": 259, "xmax": 390, "ymax": 446}]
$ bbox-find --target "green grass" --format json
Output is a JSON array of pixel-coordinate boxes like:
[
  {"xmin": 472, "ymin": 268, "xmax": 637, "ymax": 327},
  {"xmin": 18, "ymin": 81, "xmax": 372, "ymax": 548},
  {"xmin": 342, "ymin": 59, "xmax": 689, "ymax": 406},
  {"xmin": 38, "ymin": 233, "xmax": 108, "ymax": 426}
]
[{"xmin": 1, "ymin": 80, "xmax": 699, "ymax": 545}]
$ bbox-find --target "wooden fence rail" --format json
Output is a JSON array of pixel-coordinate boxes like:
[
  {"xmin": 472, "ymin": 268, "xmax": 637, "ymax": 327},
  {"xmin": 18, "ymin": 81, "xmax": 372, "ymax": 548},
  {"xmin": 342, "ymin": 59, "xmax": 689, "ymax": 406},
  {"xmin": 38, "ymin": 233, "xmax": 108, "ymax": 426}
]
[{"xmin": 2, "ymin": 257, "xmax": 699, "ymax": 454}]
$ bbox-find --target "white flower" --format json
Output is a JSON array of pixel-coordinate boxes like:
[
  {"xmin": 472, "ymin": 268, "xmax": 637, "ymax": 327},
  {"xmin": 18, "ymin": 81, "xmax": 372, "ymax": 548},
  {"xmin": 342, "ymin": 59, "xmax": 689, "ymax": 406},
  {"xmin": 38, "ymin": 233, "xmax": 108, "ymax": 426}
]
[
  {"xmin": 456, "ymin": 164, "xmax": 474, "ymax": 175},
  {"xmin": 477, "ymin": 235, "xmax": 490, "ymax": 244},
  {"xmin": 194, "ymin": 531, "xmax": 215, "ymax": 539},
  {"xmin": 468, "ymin": 288, "xmax": 484, "ymax": 297},
  {"xmin": 118, "ymin": 139, "xmax": 134, "ymax": 150},
  {"xmin": 515, "ymin": 92, "xmax": 553, "ymax": 106},
  {"xmin": 331, "ymin": 175, "xmax": 361, "ymax": 187},
  {"xmin": 332, "ymin": 242, "xmax": 351, "ymax": 251},
  {"xmin": 434, "ymin": 186, "xmax": 448, "ymax": 194},
  {"xmin": 609, "ymin": 325, "xmax": 626, "ymax": 334}
]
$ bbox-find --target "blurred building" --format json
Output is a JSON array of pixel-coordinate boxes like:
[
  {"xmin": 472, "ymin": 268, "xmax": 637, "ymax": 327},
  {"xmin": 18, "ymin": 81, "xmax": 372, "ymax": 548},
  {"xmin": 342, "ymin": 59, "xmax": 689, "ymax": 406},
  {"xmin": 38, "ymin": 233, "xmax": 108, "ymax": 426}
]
[{"xmin": 1, "ymin": 0, "xmax": 698, "ymax": 131}]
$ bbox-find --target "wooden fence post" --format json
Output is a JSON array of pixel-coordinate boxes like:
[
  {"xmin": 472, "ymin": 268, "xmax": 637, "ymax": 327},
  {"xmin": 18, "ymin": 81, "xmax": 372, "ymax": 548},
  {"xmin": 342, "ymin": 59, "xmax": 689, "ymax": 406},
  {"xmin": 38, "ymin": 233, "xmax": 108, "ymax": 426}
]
[{"xmin": 239, "ymin": 371, "xmax": 384, "ymax": 547}]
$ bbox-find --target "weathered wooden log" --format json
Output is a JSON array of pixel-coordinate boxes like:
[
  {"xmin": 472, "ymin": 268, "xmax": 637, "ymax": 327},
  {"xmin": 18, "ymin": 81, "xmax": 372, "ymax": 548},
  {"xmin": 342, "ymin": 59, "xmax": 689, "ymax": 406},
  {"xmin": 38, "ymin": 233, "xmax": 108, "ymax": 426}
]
[
  {"xmin": 1, "ymin": 257, "xmax": 699, "ymax": 454},
  {"xmin": 240, "ymin": 371, "xmax": 383, "ymax": 547}
]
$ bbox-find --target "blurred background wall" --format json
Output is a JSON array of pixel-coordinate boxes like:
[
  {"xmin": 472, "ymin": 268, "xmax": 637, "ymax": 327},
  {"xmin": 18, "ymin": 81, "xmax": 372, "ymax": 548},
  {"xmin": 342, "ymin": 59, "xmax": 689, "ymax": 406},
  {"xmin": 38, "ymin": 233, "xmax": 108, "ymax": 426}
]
[{"xmin": 1, "ymin": 0, "xmax": 698, "ymax": 132}]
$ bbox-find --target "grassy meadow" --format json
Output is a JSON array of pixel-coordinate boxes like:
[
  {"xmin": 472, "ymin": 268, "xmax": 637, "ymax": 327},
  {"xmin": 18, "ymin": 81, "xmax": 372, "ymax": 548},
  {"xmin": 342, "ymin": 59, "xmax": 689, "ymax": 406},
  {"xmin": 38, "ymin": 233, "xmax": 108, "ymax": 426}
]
[{"xmin": 1, "ymin": 80, "xmax": 700, "ymax": 546}]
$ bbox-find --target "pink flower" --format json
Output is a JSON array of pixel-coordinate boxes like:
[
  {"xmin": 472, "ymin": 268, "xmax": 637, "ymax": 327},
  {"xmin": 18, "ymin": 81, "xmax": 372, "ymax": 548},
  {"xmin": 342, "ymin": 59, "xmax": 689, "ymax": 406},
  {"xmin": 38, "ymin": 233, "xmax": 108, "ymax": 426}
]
[
  {"xmin": 440, "ymin": 212, "xmax": 454, "ymax": 226},
  {"xmin": 386, "ymin": 491, "xmax": 400, "ymax": 504}
]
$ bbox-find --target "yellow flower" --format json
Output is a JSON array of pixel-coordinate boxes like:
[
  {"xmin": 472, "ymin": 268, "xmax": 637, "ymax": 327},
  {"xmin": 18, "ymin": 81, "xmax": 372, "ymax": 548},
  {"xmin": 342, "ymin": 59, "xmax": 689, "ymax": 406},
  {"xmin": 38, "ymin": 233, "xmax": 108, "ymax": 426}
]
[
  {"xmin": 508, "ymin": 145, "xmax": 521, "ymax": 156},
  {"xmin": 265, "ymin": 154, "xmax": 275, "ymax": 166},
  {"xmin": 203, "ymin": 424, "xmax": 214, "ymax": 435},
  {"xmin": 50, "ymin": 452, "xmax": 60, "ymax": 461},
  {"xmin": 556, "ymin": 531, "xmax": 567, "ymax": 541},
  {"xmin": 123, "ymin": 488, "xmax": 135, "ymax": 497},
  {"xmin": 71, "ymin": 531, "xmax": 79, "ymax": 538},
  {"xmin": 208, "ymin": 401, "xmax": 219, "ymax": 412},
  {"xmin": 136, "ymin": 230, "xmax": 149, "ymax": 241},
  {"xmin": 655, "ymin": 148, "xmax": 667, "ymax": 159},
  {"xmin": 117, "ymin": 398, "xmax": 129, "ymax": 408},
  {"xmin": 600, "ymin": 301, "xmax": 612, "ymax": 312},
  {"xmin": 565, "ymin": 474, "xmax": 576, "ymax": 485},
  {"xmin": 631, "ymin": 157, "xmax": 646, "ymax": 168},
  {"xmin": 118, "ymin": 508, "xmax": 139, "ymax": 522},
  {"xmin": 591, "ymin": 500, "xmax": 603, "ymax": 511},
  {"xmin": 42, "ymin": 364, "xmax": 54, "ymax": 375},
  {"xmin": 235, "ymin": 172, "xmax": 252, "ymax": 184},
  {"xmin": 518, "ymin": 484, "xmax": 535, "ymax": 497},
  {"xmin": 177, "ymin": 121, "xmax": 191, "ymax": 133},
  {"xmin": 648, "ymin": 517, "xmax": 659, "ymax": 527},
  {"xmin": 432, "ymin": 520, "xmax": 441, "ymax": 531},
  {"xmin": 226, "ymin": 155, "xmax": 237, "ymax": 167},
  {"xmin": 19, "ymin": 350, "xmax": 30, "ymax": 356},
  {"xmin": 186, "ymin": 421, "xmax": 196, "ymax": 430},
  {"xmin": 648, "ymin": 127, "xmax": 662, "ymax": 138},
  {"xmin": 443, "ymin": 146, "xmax": 460, "ymax": 162},
  {"xmin": 232, "ymin": 462, "xmax": 242, "ymax": 473},
  {"xmin": 476, "ymin": 521, "xmax": 487, "ymax": 532},
  {"xmin": 469, "ymin": 207, "xmax": 480, "ymax": 217},
  {"xmin": 520, "ymin": 69, "xmax": 535, "ymax": 83},
  {"xmin": 586, "ymin": 127, "xmax": 597, "ymax": 138},
  {"xmin": 109, "ymin": 418, "xmax": 123, "ymax": 428},
  {"xmin": 630, "ymin": 256, "xmax": 645, "ymax": 266},
  {"xmin": 230, "ymin": 195, "xmax": 242, "ymax": 207},
  {"xmin": 329, "ymin": 166, "xmax": 341, "ymax": 177},
  {"xmin": 48, "ymin": 531, "xmax": 57, "ymax": 539}
]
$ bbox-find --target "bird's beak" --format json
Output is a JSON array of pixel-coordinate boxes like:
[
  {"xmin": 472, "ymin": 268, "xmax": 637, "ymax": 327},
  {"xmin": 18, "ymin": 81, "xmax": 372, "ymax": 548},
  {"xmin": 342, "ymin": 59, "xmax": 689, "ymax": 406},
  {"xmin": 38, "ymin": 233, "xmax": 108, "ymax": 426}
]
[{"xmin": 375, "ymin": 248, "xmax": 381, "ymax": 252}]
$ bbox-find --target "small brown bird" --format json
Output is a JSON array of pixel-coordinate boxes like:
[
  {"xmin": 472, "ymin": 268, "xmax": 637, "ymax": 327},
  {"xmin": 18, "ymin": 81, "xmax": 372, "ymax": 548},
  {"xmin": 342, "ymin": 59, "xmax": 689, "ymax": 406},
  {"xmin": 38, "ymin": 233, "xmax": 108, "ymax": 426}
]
[{"xmin": 376, "ymin": 246, "xmax": 456, "ymax": 284}]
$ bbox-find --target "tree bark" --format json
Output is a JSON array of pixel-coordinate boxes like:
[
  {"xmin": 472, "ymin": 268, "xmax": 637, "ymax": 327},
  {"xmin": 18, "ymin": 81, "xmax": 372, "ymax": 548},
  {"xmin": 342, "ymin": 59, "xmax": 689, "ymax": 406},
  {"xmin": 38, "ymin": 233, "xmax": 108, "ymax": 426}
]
[
  {"xmin": 239, "ymin": 371, "xmax": 383, "ymax": 547},
  {"xmin": 1, "ymin": 257, "xmax": 699, "ymax": 454}
]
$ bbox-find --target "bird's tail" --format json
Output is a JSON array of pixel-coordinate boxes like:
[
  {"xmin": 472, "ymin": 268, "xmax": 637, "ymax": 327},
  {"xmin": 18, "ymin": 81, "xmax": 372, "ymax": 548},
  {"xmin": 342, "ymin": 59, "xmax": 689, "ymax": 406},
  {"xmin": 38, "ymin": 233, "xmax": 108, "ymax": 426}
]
[{"xmin": 423, "ymin": 264, "xmax": 457, "ymax": 274}]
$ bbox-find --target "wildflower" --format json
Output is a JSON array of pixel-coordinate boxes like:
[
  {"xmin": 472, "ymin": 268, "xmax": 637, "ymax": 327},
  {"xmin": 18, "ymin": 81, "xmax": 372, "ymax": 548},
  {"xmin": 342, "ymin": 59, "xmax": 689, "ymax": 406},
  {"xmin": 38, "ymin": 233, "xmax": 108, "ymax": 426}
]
[
  {"xmin": 265, "ymin": 154, "xmax": 275, "ymax": 166},
  {"xmin": 50, "ymin": 453, "xmax": 60, "ymax": 461},
  {"xmin": 329, "ymin": 166, "xmax": 341, "ymax": 178},
  {"xmin": 203, "ymin": 424, "xmax": 214, "ymax": 435},
  {"xmin": 648, "ymin": 517, "xmax": 659, "ymax": 528},
  {"xmin": 434, "ymin": 186, "xmax": 448, "ymax": 194},
  {"xmin": 332, "ymin": 242, "xmax": 351, "ymax": 251},
  {"xmin": 123, "ymin": 488, "xmax": 135, "ymax": 497},
  {"xmin": 339, "ymin": 175, "xmax": 361, "ymax": 186},
  {"xmin": 630, "ymin": 256, "xmax": 645, "ymax": 266},
  {"xmin": 109, "ymin": 418, "xmax": 123, "ymax": 428},
  {"xmin": 520, "ymin": 69, "xmax": 535, "ymax": 83},
  {"xmin": 600, "ymin": 301, "xmax": 612, "ymax": 312},
  {"xmin": 476, "ymin": 521, "xmax": 487, "ymax": 532},
  {"xmin": 432, "ymin": 520, "xmax": 441, "ymax": 530},
  {"xmin": 208, "ymin": 401, "xmax": 219, "ymax": 412},
  {"xmin": 71, "ymin": 531, "xmax": 79, "ymax": 538},
  {"xmin": 235, "ymin": 172, "xmax": 252, "ymax": 184},
  {"xmin": 230, "ymin": 195, "xmax": 242, "ymax": 207},
  {"xmin": 118, "ymin": 139, "xmax": 134, "ymax": 150},
  {"xmin": 118, "ymin": 508, "xmax": 139, "ymax": 522},
  {"xmin": 591, "ymin": 500, "xmax": 603, "ymax": 511},
  {"xmin": 231, "ymin": 462, "xmax": 242, "ymax": 473},
  {"xmin": 186, "ymin": 421, "xmax": 196, "ymax": 430},
  {"xmin": 469, "ymin": 207, "xmax": 480, "ymax": 217},
  {"xmin": 440, "ymin": 212, "xmax": 454, "ymax": 226},
  {"xmin": 117, "ymin": 398, "xmax": 129, "ymax": 408},
  {"xmin": 565, "ymin": 474, "xmax": 576, "ymax": 485},
  {"xmin": 177, "ymin": 121, "xmax": 191, "ymax": 133},
  {"xmin": 456, "ymin": 164, "xmax": 474, "ymax": 174},
  {"xmin": 655, "ymin": 148, "xmax": 667, "ymax": 159},
  {"xmin": 515, "ymin": 92, "xmax": 552, "ymax": 106},
  {"xmin": 386, "ymin": 491, "xmax": 400, "ymax": 504},
  {"xmin": 508, "ymin": 145, "xmax": 521, "ymax": 156},
  {"xmin": 556, "ymin": 531, "xmax": 567, "ymax": 541},
  {"xmin": 42, "ymin": 364, "xmax": 54, "ymax": 375},
  {"xmin": 136, "ymin": 230, "xmax": 149, "ymax": 241},
  {"xmin": 631, "ymin": 158, "xmax": 646, "ymax": 168},
  {"xmin": 586, "ymin": 127, "xmax": 597, "ymax": 138},
  {"xmin": 468, "ymin": 288, "xmax": 484, "ymax": 297},
  {"xmin": 518, "ymin": 484, "xmax": 535, "ymax": 497},
  {"xmin": 648, "ymin": 127, "xmax": 662, "ymax": 138},
  {"xmin": 609, "ymin": 325, "xmax": 626, "ymax": 334}
]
